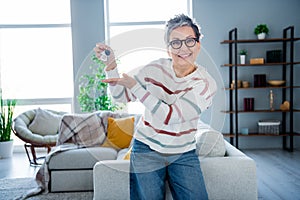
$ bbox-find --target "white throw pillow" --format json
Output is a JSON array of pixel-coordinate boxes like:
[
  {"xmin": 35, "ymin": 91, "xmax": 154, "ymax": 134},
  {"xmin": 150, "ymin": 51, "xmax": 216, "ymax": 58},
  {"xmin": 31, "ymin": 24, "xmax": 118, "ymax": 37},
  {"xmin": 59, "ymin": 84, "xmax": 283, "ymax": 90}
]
[
  {"xmin": 28, "ymin": 108, "xmax": 63, "ymax": 136},
  {"xmin": 195, "ymin": 130, "xmax": 226, "ymax": 158}
]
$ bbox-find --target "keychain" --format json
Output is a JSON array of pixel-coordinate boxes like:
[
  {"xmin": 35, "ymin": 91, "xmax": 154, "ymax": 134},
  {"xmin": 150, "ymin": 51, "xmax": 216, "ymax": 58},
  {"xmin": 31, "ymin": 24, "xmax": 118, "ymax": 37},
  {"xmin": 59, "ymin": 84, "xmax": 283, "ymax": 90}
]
[{"xmin": 100, "ymin": 49, "xmax": 111, "ymax": 62}]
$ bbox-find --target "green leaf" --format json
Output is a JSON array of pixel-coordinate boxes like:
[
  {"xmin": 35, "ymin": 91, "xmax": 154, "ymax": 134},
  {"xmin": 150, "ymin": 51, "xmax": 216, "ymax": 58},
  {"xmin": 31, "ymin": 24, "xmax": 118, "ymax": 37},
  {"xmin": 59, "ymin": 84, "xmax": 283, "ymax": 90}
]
[
  {"xmin": 77, "ymin": 54, "xmax": 123, "ymax": 112},
  {"xmin": 0, "ymin": 93, "xmax": 17, "ymax": 142}
]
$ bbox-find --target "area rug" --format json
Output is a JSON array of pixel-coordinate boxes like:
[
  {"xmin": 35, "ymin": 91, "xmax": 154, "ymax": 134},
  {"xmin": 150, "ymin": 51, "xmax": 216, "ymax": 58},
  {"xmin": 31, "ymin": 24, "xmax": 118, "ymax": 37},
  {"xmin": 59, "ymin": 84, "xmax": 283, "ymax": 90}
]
[{"xmin": 0, "ymin": 177, "xmax": 93, "ymax": 200}]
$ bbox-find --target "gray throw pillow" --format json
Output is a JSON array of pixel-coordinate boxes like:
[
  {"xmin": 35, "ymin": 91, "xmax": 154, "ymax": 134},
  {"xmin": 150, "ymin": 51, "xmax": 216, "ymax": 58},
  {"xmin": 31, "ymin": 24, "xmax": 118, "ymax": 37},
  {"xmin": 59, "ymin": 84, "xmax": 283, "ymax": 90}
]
[
  {"xmin": 28, "ymin": 108, "xmax": 63, "ymax": 136},
  {"xmin": 195, "ymin": 130, "xmax": 226, "ymax": 158}
]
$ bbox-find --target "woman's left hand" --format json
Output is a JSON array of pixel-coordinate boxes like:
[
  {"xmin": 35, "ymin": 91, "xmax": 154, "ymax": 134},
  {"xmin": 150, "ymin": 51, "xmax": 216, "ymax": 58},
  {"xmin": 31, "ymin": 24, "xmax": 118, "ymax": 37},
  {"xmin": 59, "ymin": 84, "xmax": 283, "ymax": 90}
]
[{"xmin": 102, "ymin": 73, "xmax": 137, "ymax": 89}]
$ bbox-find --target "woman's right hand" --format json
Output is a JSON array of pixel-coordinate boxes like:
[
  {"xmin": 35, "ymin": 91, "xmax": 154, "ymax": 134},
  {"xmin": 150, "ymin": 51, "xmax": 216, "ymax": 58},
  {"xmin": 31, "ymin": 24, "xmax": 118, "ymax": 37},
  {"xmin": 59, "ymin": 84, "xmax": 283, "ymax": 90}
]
[
  {"xmin": 102, "ymin": 73, "xmax": 137, "ymax": 89},
  {"xmin": 94, "ymin": 43, "xmax": 117, "ymax": 71}
]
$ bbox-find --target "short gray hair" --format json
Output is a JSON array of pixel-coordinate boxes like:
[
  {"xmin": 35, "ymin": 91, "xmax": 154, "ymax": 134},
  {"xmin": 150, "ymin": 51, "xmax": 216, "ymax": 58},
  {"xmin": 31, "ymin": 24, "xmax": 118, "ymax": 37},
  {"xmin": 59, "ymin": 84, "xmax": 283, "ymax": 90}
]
[{"xmin": 164, "ymin": 14, "xmax": 202, "ymax": 44}]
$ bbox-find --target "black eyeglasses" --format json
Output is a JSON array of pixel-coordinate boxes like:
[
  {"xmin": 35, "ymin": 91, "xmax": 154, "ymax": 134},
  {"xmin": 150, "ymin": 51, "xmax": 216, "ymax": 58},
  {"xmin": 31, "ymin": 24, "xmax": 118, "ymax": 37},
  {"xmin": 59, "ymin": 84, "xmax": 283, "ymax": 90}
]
[{"xmin": 168, "ymin": 38, "xmax": 199, "ymax": 49}]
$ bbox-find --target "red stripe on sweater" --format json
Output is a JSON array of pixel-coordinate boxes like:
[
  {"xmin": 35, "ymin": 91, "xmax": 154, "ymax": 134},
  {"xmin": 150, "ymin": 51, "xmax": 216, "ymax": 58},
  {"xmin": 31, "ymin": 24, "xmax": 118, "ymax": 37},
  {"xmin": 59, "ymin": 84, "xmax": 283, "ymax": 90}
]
[
  {"xmin": 125, "ymin": 89, "xmax": 131, "ymax": 102},
  {"xmin": 144, "ymin": 77, "xmax": 192, "ymax": 95},
  {"xmin": 205, "ymin": 91, "xmax": 216, "ymax": 100},
  {"xmin": 151, "ymin": 64, "xmax": 186, "ymax": 84},
  {"xmin": 144, "ymin": 121, "xmax": 196, "ymax": 136},
  {"xmin": 164, "ymin": 105, "xmax": 172, "ymax": 124},
  {"xmin": 140, "ymin": 92, "xmax": 150, "ymax": 103},
  {"xmin": 200, "ymin": 79, "xmax": 209, "ymax": 95}
]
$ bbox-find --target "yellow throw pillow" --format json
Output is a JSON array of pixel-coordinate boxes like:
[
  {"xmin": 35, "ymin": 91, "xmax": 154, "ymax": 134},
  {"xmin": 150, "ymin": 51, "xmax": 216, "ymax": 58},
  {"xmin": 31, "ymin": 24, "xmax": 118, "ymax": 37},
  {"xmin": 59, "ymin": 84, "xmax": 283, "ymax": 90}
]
[
  {"xmin": 102, "ymin": 116, "xmax": 135, "ymax": 149},
  {"xmin": 123, "ymin": 146, "xmax": 132, "ymax": 160}
]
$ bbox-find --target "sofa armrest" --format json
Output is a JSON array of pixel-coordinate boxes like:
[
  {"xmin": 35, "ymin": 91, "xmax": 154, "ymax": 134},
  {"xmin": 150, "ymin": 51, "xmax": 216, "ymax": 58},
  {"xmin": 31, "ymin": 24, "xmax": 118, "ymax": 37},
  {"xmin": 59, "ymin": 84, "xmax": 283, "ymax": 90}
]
[
  {"xmin": 93, "ymin": 160, "xmax": 130, "ymax": 200},
  {"xmin": 224, "ymin": 140, "xmax": 247, "ymax": 157},
  {"xmin": 201, "ymin": 156, "xmax": 257, "ymax": 200}
]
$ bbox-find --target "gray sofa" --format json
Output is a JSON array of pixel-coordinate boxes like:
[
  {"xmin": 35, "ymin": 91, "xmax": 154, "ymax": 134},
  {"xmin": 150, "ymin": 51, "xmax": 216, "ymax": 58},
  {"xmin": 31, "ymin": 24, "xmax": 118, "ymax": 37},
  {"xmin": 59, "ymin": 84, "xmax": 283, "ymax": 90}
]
[
  {"xmin": 48, "ymin": 146, "xmax": 118, "ymax": 192},
  {"xmin": 46, "ymin": 111, "xmax": 257, "ymax": 200},
  {"xmin": 93, "ymin": 140, "xmax": 258, "ymax": 200}
]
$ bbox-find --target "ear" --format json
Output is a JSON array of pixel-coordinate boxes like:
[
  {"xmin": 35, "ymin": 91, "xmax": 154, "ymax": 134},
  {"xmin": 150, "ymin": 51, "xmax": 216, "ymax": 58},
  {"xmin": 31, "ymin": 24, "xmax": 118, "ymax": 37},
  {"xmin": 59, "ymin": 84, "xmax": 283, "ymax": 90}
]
[{"xmin": 196, "ymin": 41, "xmax": 201, "ymax": 53}]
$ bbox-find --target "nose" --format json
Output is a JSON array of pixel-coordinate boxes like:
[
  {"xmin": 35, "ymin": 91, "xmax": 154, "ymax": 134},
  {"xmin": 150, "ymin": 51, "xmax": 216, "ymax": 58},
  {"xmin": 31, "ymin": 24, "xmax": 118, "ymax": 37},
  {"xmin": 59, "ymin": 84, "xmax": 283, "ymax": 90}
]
[{"xmin": 179, "ymin": 42, "xmax": 191, "ymax": 51}]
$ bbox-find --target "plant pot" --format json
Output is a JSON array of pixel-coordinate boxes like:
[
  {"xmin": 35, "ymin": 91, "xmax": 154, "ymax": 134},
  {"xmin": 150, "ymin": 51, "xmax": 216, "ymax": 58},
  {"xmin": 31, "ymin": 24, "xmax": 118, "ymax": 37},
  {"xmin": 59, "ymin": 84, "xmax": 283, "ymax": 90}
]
[
  {"xmin": 240, "ymin": 55, "xmax": 246, "ymax": 64},
  {"xmin": 257, "ymin": 33, "xmax": 266, "ymax": 40},
  {"xmin": 0, "ymin": 140, "xmax": 14, "ymax": 158}
]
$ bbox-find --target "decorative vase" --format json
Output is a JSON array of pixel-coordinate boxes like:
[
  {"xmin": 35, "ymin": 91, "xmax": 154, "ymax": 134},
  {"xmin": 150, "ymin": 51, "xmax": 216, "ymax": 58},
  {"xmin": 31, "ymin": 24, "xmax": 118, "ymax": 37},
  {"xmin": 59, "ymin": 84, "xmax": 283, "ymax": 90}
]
[
  {"xmin": 257, "ymin": 32, "xmax": 266, "ymax": 39},
  {"xmin": 240, "ymin": 55, "xmax": 246, "ymax": 64},
  {"xmin": 0, "ymin": 140, "xmax": 14, "ymax": 158}
]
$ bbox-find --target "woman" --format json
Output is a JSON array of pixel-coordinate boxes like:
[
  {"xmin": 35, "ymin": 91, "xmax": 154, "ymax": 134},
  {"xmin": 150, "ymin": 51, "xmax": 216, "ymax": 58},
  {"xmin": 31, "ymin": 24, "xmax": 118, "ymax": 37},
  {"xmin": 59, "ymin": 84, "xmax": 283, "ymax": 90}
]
[{"xmin": 94, "ymin": 14, "xmax": 216, "ymax": 200}]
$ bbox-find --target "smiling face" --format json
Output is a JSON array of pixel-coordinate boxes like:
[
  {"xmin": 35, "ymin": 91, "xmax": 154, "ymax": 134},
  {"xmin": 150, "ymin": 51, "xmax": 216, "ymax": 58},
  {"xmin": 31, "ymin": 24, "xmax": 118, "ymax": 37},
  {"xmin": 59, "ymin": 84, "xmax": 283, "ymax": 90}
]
[{"xmin": 168, "ymin": 26, "xmax": 201, "ymax": 71}]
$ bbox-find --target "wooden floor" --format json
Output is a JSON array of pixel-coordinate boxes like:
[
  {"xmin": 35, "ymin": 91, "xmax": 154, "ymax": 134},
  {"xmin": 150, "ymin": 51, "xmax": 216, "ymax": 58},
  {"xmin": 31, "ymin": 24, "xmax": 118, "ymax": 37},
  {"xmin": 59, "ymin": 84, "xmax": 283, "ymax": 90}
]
[
  {"xmin": 0, "ymin": 149, "xmax": 299, "ymax": 199},
  {"xmin": 243, "ymin": 148, "xmax": 300, "ymax": 200}
]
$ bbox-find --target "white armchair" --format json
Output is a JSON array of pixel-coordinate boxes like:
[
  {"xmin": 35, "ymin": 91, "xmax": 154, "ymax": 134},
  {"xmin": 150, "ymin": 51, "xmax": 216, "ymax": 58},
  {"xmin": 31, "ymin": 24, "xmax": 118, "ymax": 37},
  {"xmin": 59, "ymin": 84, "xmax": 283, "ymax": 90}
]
[{"xmin": 12, "ymin": 108, "xmax": 66, "ymax": 165}]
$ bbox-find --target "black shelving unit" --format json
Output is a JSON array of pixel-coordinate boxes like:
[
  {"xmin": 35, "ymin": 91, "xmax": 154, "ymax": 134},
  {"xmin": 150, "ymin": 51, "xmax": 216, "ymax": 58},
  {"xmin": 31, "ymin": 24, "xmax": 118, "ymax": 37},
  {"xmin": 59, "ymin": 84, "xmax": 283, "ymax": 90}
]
[{"xmin": 221, "ymin": 26, "xmax": 300, "ymax": 152}]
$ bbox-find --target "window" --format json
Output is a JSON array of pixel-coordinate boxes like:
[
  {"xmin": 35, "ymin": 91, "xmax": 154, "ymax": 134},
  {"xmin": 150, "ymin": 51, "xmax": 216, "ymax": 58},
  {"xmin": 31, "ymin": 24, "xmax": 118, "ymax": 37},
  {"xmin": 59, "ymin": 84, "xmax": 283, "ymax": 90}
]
[
  {"xmin": 105, "ymin": 0, "xmax": 192, "ymax": 113},
  {"xmin": 0, "ymin": 0, "xmax": 73, "ymax": 108},
  {"xmin": 0, "ymin": 0, "xmax": 73, "ymax": 146}
]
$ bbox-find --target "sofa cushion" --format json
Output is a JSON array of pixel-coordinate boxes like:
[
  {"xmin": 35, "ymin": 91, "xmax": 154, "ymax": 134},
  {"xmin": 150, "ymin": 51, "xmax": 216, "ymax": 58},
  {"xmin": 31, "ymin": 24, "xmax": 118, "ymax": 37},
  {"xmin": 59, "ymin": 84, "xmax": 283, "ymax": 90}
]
[
  {"xmin": 48, "ymin": 147, "xmax": 118, "ymax": 169},
  {"xmin": 28, "ymin": 108, "xmax": 63, "ymax": 136},
  {"xmin": 195, "ymin": 130, "xmax": 226, "ymax": 157},
  {"xmin": 102, "ymin": 116, "xmax": 134, "ymax": 149}
]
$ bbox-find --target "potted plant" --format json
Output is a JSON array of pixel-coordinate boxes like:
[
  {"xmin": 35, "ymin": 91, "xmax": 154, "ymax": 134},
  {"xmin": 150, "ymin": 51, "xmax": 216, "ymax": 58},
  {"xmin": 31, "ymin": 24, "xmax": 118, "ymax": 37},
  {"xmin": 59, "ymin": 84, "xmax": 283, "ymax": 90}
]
[
  {"xmin": 254, "ymin": 24, "xmax": 269, "ymax": 39},
  {"xmin": 78, "ymin": 54, "xmax": 122, "ymax": 112},
  {"xmin": 0, "ymin": 89, "xmax": 17, "ymax": 158},
  {"xmin": 239, "ymin": 49, "xmax": 247, "ymax": 64}
]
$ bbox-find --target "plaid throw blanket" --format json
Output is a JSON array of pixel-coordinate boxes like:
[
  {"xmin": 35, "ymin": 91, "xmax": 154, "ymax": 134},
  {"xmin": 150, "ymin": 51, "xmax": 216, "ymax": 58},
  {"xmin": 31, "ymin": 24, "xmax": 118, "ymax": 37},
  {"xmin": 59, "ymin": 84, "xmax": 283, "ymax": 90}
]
[
  {"xmin": 21, "ymin": 111, "xmax": 138, "ymax": 199},
  {"xmin": 57, "ymin": 112, "xmax": 106, "ymax": 146}
]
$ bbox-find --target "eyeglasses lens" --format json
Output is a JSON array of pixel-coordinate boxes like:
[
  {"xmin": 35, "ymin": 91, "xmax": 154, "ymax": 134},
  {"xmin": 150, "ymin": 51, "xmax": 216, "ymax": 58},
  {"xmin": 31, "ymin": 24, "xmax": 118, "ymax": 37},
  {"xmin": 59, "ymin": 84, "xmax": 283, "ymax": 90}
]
[
  {"xmin": 170, "ymin": 38, "xmax": 197, "ymax": 49},
  {"xmin": 185, "ymin": 38, "xmax": 196, "ymax": 47}
]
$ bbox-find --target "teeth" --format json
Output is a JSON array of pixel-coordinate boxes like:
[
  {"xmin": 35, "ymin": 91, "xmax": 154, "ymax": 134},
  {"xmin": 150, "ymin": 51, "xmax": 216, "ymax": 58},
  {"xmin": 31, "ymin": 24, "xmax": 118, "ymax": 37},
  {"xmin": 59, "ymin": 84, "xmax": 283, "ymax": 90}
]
[{"xmin": 179, "ymin": 53, "xmax": 191, "ymax": 58}]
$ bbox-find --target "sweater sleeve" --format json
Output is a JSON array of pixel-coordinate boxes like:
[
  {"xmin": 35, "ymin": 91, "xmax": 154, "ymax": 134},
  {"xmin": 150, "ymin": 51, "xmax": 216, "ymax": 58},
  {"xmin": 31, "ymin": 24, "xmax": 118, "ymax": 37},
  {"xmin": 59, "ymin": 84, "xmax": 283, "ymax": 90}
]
[{"xmin": 105, "ymin": 67, "xmax": 137, "ymax": 103}]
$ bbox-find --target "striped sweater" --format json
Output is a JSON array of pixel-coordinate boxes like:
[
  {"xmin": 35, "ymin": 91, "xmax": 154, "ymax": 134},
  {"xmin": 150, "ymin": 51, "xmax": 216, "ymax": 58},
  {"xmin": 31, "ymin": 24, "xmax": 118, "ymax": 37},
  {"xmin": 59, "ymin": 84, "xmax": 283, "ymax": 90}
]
[{"xmin": 106, "ymin": 58, "xmax": 217, "ymax": 154}]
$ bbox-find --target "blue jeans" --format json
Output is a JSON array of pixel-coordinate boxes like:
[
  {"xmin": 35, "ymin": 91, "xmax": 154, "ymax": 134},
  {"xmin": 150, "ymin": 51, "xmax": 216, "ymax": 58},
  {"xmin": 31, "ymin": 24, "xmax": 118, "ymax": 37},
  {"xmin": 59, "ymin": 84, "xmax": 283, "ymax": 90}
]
[{"xmin": 130, "ymin": 139, "xmax": 208, "ymax": 200}]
